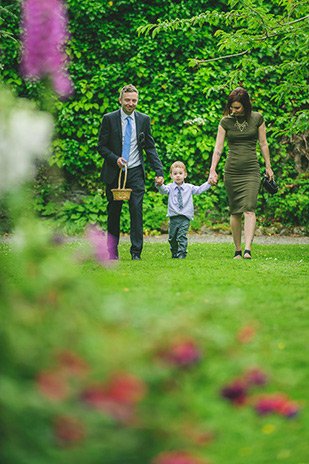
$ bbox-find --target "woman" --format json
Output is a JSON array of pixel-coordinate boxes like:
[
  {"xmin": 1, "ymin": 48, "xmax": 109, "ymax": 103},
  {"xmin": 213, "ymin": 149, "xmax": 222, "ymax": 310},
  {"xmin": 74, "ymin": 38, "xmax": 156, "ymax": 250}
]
[{"xmin": 209, "ymin": 87, "xmax": 273, "ymax": 259}]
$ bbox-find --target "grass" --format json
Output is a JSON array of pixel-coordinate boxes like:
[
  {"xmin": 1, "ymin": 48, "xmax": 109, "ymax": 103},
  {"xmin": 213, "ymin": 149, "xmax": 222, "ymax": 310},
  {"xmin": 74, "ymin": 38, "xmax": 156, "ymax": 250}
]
[
  {"xmin": 81, "ymin": 241, "xmax": 309, "ymax": 463},
  {"xmin": 1, "ymin": 239, "xmax": 308, "ymax": 464}
]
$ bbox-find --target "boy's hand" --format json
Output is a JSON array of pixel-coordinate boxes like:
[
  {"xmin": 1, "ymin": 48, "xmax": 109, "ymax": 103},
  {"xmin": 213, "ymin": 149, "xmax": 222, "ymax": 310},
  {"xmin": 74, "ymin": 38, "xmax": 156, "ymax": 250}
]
[{"xmin": 155, "ymin": 176, "xmax": 164, "ymax": 186}]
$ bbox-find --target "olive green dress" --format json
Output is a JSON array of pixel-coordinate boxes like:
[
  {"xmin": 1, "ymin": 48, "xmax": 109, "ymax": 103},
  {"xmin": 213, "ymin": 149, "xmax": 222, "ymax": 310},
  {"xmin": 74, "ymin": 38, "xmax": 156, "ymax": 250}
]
[{"xmin": 220, "ymin": 111, "xmax": 264, "ymax": 215}]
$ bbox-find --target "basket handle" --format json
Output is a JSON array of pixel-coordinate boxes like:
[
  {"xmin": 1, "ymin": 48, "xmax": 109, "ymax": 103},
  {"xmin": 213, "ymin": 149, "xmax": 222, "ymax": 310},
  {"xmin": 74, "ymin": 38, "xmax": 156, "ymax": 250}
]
[{"xmin": 118, "ymin": 165, "xmax": 128, "ymax": 189}]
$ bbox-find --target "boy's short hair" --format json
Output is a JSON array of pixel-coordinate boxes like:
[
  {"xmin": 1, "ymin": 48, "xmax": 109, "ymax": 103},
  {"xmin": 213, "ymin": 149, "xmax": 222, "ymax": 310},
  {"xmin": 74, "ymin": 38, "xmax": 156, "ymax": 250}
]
[
  {"xmin": 170, "ymin": 161, "xmax": 187, "ymax": 174},
  {"xmin": 120, "ymin": 84, "xmax": 138, "ymax": 98}
]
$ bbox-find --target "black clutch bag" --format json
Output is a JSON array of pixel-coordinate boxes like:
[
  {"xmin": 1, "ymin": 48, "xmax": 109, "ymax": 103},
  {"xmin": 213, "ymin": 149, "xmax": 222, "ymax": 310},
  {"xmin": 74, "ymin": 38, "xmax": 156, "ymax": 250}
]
[{"xmin": 261, "ymin": 173, "xmax": 278, "ymax": 194}]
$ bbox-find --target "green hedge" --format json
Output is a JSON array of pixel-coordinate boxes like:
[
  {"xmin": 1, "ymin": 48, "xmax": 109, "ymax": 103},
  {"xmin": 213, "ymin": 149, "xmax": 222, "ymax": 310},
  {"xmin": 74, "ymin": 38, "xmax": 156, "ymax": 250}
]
[{"xmin": 1, "ymin": 0, "xmax": 308, "ymax": 232}]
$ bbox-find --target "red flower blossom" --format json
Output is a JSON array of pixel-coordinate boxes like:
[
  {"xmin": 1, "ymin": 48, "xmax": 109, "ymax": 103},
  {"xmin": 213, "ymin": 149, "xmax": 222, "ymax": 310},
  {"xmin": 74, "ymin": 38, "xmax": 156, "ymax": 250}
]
[
  {"xmin": 254, "ymin": 395, "xmax": 277, "ymax": 415},
  {"xmin": 254, "ymin": 393, "xmax": 300, "ymax": 418},
  {"xmin": 278, "ymin": 401, "xmax": 300, "ymax": 418},
  {"xmin": 153, "ymin": 451, "xmax": 207, "ymax": 464},
  {"xmin": 37, "ymin": 370, "xmax": 69, "ymax": 401},
  {"xmin": 54, "ymin": 415, "xmax": 85, "ymax": 446},
  {"xmin": 80, "ymin": 373, "xmax": 146, "ymax": 422},
  {"xmin": 237, "ymin": 325, "xmax": 256, "ymax": 343},
  {"xmin": 103, "ymin": 373, "xmax": 146, "ymax": 404},
  {"xmin": 160, "ymin": 339, "xmax": 202, "ymax": 366},
  {"xmin": 221, "ymin": 380, "xmax": 247, "ymax": 406}
]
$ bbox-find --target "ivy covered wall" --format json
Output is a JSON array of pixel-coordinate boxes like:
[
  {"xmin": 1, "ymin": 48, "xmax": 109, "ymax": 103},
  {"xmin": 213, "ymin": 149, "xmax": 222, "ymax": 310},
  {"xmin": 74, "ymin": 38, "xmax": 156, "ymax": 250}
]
[{"xmin": 1, "ymin": 0, "xmax": 308, "ymax": 233}]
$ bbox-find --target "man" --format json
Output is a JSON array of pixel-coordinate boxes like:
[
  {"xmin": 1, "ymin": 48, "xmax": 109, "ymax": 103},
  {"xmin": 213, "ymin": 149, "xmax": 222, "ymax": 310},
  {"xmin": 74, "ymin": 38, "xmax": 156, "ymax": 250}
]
[{"xmin": 98, "ymin": 84, "xmax": 164, "ymax": 260}]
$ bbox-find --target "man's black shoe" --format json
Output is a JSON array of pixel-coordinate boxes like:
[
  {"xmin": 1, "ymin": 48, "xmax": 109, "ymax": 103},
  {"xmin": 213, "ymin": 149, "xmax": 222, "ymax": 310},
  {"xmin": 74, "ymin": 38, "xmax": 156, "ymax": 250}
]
[
  {"xmin": 177, "ymin": 254, "xmax": 186, "ymax": 259},
  {"xmin": 131, "ymin": 254, "xmax": 142, "ymax": 260}
]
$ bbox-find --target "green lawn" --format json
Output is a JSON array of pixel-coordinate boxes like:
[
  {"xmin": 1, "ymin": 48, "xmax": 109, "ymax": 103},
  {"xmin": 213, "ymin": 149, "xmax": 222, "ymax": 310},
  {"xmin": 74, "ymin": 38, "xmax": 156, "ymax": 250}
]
[{"xmin": 1, "ymin": 239, "xmax": 308, "ymax": 464}]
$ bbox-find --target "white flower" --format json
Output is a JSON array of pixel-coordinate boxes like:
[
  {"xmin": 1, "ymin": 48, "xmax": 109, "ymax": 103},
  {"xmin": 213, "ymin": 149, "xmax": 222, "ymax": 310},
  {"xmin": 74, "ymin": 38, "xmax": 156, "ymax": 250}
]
[{"xmin": 0, "ymin": 87, "xmax": 54, "ymax": 193}]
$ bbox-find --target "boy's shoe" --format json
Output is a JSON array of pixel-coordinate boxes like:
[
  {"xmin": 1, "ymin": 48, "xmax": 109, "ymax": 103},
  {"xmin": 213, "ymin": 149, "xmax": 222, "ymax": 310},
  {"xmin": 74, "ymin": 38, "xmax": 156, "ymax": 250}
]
[
  {"xmin": 172, "ymin": 253, "xmax": 178, "ymax": 258},
  {"xmin": 177, "ymin": 254, "xmax": 186, "ymax": 259}
]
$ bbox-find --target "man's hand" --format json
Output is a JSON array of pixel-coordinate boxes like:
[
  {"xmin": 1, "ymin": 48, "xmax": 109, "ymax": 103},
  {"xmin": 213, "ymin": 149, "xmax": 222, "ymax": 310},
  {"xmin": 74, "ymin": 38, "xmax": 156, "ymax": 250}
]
[
  {"xmin": 155, "ymin": 176, "xmax": 164, "ymax": 186},
  {"xmin": 117, "ymin": 157, "xmax": 127, "ymax": 168}
]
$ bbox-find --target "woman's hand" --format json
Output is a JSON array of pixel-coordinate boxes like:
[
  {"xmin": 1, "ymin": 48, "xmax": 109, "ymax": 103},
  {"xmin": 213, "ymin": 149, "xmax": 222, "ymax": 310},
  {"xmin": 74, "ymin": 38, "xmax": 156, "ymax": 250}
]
[
  {"xmin": 266, "ymin": 166, "xmax": 274, "ymax": 181},
  {"xmin": 209, "ymin": 170, "xmax": 218, "ymax": 185}
]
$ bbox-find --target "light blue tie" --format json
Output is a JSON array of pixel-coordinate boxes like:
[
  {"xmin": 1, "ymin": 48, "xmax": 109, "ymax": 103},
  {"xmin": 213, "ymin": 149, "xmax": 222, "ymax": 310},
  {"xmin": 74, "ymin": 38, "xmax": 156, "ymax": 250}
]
[
  {"xmin": 177, "ymin": 186, "xmax": 183, "ymax": 210},
  {"xmin": 122, "ymin": 116, "xmax": 132, "ymax": 168}
]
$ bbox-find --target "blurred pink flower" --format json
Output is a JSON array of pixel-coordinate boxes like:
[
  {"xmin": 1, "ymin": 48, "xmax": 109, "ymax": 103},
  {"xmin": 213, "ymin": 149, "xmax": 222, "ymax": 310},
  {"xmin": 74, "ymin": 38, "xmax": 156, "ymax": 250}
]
[
  {"xmin": 80, "ymin": 373, "xmax": 146, "ymax": 422},
  {"xmin": 237, "ymin": 325, "xmax": 256, "ymax": 343},
  {"xmin": 152, "ymin": 451, "xmax": 207, "ymax": 464},
  {"xmin": 254, "ymin": 393, "xmax": 300, "ymax": 418},
  {"xmin": 160, "ymin": 339, "xmax": 202, "ymax": 366},
  {"xmin": 243, "ymin": 367, "xmax": 268, "ymax": 387},
  {"xmin": 279, "ymin": 401, "xmax": 300, "ymax": 418},
  {"xmin": 57, "ymin": 350, "xmax": 89, "ymax": 378},
  {"xmin": 102, "ymin": 373, "xmax": 147, "ymax": 404},
  {"xmin": 86, "ymin": 225, "xmax": 110, "ymax": 265},
  {"xmin": 54, "ymin": 415, "xmax": 85, "ymax": 446},
  {"xmin": 37, "ymin": 370, "xmax": 69, "ymax": 401},
  {"xmin": 254, "ymin": 395, "xmax": 277, "ymax": 415},
  {"xmin": 21, "ymin": 0, "xmax": 73, "ymax": 97}
]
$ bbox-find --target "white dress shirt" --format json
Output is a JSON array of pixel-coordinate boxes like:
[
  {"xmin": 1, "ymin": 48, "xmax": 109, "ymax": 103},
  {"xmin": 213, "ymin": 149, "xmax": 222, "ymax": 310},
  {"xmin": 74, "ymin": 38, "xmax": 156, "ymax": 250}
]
[
  {"xmin": 157, "ymin": 181, "xmax": 211, "ymax": 220},
  {"xmin": 120, "ymin": 108, "xmax": 141, "ymax": 169}
]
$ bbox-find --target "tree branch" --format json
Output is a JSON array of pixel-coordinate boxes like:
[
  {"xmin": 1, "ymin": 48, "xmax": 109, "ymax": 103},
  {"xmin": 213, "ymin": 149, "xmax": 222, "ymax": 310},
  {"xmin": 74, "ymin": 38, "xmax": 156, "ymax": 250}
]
[
  {"xmin": 196, "ymin": 13, "xmax": 309, "ymax": 64},
  {"xmin": 196, "ymin": 49, "xmax": 250, "ymax": 64},
  {"xmin": 259, "ymin": 14, "xmax": 309, "ymax": 39}
]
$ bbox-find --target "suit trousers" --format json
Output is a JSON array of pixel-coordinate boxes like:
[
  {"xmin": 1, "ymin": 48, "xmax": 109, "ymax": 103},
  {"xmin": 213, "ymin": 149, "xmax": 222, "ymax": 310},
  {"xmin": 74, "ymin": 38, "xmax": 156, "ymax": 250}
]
[
  {"xmin": 168, "ymin": 215, "xmax": 190, "ymax": 257},
  {"xmin": 106, "ymin": 165, "xmax": 145, "ymax": 257}
]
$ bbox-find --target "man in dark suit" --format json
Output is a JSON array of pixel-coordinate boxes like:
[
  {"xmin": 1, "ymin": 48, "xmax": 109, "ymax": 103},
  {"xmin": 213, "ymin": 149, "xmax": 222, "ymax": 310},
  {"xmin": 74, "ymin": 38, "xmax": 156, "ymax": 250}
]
[{"xmin": 98, "ymin": 84, "xmax": 164, "ymax": 260}]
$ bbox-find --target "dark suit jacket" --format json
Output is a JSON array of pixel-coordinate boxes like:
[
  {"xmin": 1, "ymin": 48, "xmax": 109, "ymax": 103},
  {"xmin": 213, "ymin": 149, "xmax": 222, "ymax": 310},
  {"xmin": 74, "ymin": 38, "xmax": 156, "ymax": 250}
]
[{"xmin": 98, "ymin": 109, "xmax": 164, "ymax": 184}]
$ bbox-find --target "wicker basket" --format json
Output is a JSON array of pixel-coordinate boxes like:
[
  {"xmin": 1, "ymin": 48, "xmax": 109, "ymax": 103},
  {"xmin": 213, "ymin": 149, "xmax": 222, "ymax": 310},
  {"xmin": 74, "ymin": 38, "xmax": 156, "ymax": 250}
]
[{"xmin": 111, "ymin": 165, "xmax": 132, "ymax": 201}]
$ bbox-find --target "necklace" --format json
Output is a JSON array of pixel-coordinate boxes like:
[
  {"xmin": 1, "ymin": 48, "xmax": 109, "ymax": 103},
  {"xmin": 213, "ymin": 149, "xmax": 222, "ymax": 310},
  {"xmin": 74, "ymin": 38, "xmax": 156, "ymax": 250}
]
[{"xmin": 235, "ymin": 117, "xmax": 248, "ymax": 132}]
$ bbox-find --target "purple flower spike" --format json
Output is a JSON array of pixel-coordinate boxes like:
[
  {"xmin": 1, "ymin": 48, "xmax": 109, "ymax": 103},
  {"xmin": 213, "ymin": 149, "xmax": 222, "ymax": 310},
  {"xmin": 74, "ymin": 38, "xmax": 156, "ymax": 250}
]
[
  {"xmin": 21, "ymin": 0, "xmax": 73, "ymax": 98},
  {"xmin": 86, "ymin": 225, "xmax": 110, "ymax": 266}
]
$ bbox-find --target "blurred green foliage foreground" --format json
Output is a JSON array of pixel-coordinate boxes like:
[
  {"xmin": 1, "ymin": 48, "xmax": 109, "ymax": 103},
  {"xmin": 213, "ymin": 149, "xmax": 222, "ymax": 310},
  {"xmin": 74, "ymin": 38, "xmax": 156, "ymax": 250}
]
[{"xmin": 0, "ymin": 199, "xmax": 308, "ymax": 464}]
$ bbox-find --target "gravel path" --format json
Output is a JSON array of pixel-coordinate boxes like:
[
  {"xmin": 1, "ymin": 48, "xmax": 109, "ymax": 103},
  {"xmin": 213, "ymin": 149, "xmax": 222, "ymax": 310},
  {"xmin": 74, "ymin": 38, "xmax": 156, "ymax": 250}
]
[
  {"xmin": 1, "ymin": 233, "xmax": 308, "ymax": 245},
  {"xmin": 129, "ymin": 234, "xmax": 309, "ymax": 245}
]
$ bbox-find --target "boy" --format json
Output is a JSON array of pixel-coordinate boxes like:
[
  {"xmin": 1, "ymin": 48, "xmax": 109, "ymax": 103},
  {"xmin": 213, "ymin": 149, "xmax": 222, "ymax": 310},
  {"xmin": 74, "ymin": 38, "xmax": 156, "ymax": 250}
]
[{"xmin": 156, "ymin": 161, "xmax": 212, "ymax": 259}]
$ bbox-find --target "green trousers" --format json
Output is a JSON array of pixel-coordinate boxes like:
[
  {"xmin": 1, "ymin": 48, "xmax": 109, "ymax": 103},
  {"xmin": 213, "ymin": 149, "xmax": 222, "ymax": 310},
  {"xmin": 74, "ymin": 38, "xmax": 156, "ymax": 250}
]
[{"xmin": 168, "ymin": 215, "xmax": 190, "ymax": 257}]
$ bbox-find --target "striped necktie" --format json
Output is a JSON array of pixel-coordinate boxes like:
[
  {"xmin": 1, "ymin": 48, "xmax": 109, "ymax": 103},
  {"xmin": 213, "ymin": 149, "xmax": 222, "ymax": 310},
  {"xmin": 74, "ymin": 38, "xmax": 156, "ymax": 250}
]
[{"xmin": 177, "ymin": 186, "xmax": 183, "ymax": 210}]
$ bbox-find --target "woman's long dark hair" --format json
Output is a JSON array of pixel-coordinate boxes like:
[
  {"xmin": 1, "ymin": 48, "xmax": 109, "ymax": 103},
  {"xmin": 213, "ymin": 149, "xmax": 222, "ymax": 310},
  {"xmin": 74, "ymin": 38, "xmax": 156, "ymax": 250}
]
[{"xmin": 224, "ymin": 87, "xmax": 252, "ymax": 120}]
